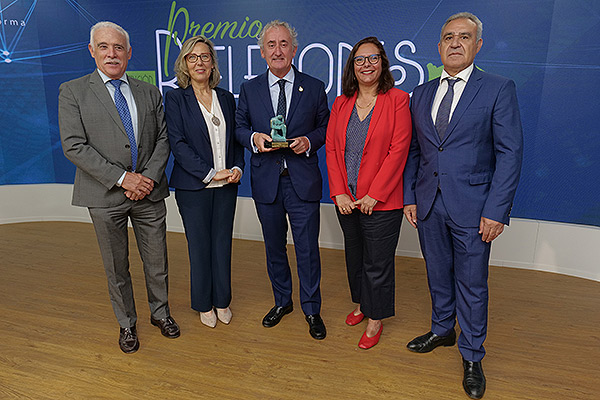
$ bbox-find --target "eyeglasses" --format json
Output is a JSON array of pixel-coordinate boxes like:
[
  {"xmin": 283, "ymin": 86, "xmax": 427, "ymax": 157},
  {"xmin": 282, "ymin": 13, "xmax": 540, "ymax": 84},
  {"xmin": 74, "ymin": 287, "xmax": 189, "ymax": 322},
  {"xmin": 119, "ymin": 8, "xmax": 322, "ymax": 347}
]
[
  {"xmin": 185, "ymin": 53, "xmax": 212, "ymax": 63},
  {"xmin": 353, "ymin": 54, "xmax": 381, "ymax": 66}
]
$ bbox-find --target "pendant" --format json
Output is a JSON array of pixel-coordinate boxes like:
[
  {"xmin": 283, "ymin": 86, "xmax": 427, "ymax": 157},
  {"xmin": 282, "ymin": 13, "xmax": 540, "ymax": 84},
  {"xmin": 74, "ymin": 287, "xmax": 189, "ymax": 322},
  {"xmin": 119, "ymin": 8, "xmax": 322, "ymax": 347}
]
[{"xmin": 212, "ymin": 115, "xmax": 221, "ymax": 126}]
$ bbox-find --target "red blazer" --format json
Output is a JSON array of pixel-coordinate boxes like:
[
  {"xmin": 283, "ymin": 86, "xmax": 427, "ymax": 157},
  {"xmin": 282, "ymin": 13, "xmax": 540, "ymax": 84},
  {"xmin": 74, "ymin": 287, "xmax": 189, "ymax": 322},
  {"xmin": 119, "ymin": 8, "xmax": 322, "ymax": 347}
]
[{"xmin": 326, "ymin": 88, "xmax": 412, "ymax": 211}]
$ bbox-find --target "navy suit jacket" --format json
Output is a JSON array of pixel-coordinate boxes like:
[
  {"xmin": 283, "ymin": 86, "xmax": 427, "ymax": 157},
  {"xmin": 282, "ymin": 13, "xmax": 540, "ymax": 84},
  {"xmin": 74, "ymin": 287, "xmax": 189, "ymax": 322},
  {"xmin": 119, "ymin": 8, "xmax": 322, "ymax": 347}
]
[
  {"xmin": 235, "ymin": 67, "xmax": 330, "ymax": 203},
  {"xmin": 165, "ymin": 86, "xmax": 244, "ymax": 190},
  {"xmin": 403, "ymin": 67, "xmax": 523, "ymax": 227}
]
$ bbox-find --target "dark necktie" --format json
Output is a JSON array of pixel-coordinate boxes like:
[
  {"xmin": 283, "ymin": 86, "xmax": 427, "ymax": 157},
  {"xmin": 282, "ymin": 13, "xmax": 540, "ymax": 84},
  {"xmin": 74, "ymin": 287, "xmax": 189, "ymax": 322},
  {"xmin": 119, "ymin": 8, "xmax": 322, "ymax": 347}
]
[
  {"xmin": 435, "ymin": 78, "xmax": 459, "ymax": 140},
  {"xmin": 276, "ymin": 79, "xmax": 287, "ymax": 119},
  {"xmin": 276, "ymin": 79, "xmax": 287, "ymax": 174},
  {"xmin": 110, "ymin": 79, "xmax": 137, "ymax": 171}
]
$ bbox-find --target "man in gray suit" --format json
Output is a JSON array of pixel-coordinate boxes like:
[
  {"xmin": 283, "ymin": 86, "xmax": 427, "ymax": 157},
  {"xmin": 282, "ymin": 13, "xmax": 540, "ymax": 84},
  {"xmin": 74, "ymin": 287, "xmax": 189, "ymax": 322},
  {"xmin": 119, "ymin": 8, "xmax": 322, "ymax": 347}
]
[{"xmin": 59, "ymin": 21, "xmax": 179, "ymax": 353}]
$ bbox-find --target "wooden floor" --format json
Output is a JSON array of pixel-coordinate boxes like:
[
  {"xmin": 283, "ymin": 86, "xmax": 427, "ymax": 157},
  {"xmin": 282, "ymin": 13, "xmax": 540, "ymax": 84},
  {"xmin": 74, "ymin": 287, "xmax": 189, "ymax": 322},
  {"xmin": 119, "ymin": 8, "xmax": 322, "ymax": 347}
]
[{"xmin": 0, "ymin": 222, "xmax": 598, "ymax": 399}]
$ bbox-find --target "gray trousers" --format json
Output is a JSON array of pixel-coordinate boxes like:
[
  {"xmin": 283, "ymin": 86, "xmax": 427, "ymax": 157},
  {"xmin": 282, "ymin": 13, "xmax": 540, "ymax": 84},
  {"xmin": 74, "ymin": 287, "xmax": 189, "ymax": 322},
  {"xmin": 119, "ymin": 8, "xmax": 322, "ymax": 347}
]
[{"xmin": 88, "ymin": 198, "xmax": 170, "ymax": 328}]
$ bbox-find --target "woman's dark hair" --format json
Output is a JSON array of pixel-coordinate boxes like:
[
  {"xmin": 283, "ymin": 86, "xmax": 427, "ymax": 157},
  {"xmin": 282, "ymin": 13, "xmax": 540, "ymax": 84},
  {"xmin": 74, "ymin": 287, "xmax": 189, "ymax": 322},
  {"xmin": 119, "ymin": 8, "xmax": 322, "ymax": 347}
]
[{"xmin": 341, "ymin": 36, "xmax": 394, "ymax": 97}]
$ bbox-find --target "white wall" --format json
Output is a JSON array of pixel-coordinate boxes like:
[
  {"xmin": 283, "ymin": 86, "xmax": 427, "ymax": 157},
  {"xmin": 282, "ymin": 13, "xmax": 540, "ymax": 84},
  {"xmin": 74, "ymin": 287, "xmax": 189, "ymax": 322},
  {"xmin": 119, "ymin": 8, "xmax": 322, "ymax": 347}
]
[{"xmin": 2, "ymin": 184, "xmax": 599, "ymax": 282}]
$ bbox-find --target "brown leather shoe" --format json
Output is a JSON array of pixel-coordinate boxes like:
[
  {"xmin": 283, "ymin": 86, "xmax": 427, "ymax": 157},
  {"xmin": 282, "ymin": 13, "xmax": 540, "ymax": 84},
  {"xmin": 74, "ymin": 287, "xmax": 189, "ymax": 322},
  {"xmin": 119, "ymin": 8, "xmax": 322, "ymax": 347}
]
[
  {"xmin": 119, "ymin": 326, "xmax": 139, "ymax": 353},
  {"xmin": 151, "ymin": 316, "xmax": 180, "ymax": 338}
]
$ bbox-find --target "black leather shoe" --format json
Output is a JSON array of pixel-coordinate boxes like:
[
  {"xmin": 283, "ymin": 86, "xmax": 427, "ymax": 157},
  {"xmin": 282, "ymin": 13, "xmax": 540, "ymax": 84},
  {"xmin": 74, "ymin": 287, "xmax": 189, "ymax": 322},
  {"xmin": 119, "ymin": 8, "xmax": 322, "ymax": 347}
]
[
  {"xmin": 305, "ymin": 314, "xmax": 327, "ymax": 340},
  {"xmin": 262, "ymin": 304, "xmax": 293, "ymax": 327},
  {"xmin": 406, "ymin": 330, "xmax": 456, "ymax": 353},
  {"xmin": 151, "ymin": 315, "xmax": 180, "ymax": 338},
  {"xmin": 119, "ymin": 325, "xmax": 139, "ymax": 354},
  {"xmin": 463, "ymin": 358, "xmax": 486, "ymax": 399}
]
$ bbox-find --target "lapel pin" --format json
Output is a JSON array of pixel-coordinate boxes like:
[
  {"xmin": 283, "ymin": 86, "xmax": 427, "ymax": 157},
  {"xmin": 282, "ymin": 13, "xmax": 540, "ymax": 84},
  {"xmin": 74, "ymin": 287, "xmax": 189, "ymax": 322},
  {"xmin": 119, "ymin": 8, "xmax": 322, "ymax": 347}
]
[{"xmin": 299, "ymin": 86, "xmax": 304, "ymax": 92}]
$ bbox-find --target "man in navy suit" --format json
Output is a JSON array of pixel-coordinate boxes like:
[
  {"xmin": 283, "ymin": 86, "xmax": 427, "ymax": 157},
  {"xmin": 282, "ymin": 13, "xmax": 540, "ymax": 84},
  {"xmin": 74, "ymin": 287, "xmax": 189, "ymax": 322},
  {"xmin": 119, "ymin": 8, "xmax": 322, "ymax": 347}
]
[
  {"xmin": 403, "ymin": 12, "xmax": 523, "ymax": 398},
  {"xmin": 235, "ymin": 20, "xmax": 329, "ymax": 340}
]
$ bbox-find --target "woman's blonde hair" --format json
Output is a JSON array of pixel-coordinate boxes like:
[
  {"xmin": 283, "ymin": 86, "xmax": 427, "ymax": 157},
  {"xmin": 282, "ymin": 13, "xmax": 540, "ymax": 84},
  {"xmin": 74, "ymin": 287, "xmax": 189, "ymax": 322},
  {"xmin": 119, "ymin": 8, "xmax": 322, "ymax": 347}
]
[{"xmin": 174, "ymin": 35, "xmax": 221, "ymax": 89}]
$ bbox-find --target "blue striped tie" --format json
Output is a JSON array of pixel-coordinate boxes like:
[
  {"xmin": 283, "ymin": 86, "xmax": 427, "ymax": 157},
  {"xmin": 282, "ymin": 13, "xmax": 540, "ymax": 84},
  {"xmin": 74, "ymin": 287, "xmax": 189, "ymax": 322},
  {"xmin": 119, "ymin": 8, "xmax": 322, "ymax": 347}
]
[
  {"xmin": 110, "ymin": 79, "xmax": 137, "ymax": 171},
  {"xmin": 435, "ymin": 78, "xmax": 459, "ymax": 140}
]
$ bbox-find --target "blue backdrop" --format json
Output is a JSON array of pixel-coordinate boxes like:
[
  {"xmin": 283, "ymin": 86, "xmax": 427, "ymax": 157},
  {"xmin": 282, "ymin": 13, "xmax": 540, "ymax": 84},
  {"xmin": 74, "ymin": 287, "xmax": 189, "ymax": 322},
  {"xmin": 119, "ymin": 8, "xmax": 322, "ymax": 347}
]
[{"xmin": 1, "ymin": 0, "xmax": 599, "ymax": 227}]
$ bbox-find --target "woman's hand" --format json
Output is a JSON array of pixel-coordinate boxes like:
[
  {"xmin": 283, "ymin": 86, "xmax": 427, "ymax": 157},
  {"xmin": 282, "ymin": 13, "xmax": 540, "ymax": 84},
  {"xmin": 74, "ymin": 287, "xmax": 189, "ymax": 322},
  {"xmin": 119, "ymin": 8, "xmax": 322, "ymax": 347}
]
[
  {"xmin": 213, "ymin": 169, "xmax": 234, "ymax": 181},
  {"xmin": 227, "ymin": 168, "xmax": 242, "ymax": 183},
  {"xmin": 335, "ymin": 194, "xmax": 356, "ymax": 215},
  {"xmin": 355, "ymin": 195, "xmax": 377, "ymax": 215}
]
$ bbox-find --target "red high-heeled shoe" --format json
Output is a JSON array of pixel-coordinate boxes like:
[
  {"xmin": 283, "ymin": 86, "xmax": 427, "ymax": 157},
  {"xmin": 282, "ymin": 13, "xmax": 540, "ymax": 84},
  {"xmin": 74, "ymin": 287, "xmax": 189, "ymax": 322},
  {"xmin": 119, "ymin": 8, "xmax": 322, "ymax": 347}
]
[
  {"xmin": 345, "ymin": 310, "xmax": 364, "ymax": 326},
  {"xmin": 358, "ymin": 324, "xmax": 383, "ymax": 349}
]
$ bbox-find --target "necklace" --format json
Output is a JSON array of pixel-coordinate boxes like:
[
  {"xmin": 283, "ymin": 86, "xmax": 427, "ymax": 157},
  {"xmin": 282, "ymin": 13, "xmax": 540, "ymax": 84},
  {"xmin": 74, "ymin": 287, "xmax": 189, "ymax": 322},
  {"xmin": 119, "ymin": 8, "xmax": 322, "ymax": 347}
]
[
  {"xmin": 356, "ymin": 95, "xmax": 377, "ymax": 109},
  {"xmin": 194, "ymin": 89, "xmax": 221, "ymax": 126}
]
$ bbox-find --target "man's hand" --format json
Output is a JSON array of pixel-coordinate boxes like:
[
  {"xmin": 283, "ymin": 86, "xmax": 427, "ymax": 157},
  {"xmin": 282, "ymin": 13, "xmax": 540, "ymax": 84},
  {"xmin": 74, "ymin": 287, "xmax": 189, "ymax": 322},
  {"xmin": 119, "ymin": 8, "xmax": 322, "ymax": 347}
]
[
  {"xmin": 479, "ymin": 217, "xmax": 504, "ymax": 242},
  {"xmin": 335, "ymin": 194, "xmax": 356, "ymax": 215},
  {"xmin": 290, "ymin": 136, "xmax": 310, "ymax": 155},
  {"xmin": 355, "ymin": 195, "xmax": 377, "ymax": 215},
  {"xmin": 253, "ymin": 132, "xmax": 276, "ymax": 153},
  {"xmin": 125, "ymin": 190, "xmax": 146, "ymax": 201},
  {"xmin": 404, "ymin": 204, "xmax": 417, "ymax": 228},
  {"xmin": 121, "ymin": 172, "xmax": 154, "ymax": 197}
]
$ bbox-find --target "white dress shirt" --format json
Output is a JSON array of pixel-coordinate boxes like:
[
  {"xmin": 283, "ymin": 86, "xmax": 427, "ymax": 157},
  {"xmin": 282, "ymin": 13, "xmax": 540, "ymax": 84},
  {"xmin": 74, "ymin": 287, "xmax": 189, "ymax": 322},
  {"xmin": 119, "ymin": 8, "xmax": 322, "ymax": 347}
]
[
  {"xmin": 251, "ymin": 68, "xmax": 311, "ymax": 157},
  {"xmin": 199, "ymin": 90, "xmax": 228, "ymax": 188},
  {"xmin": 431, "ymin": 63, "xmax": 475, "ymax": 125},
  {"xmin": 98, "ymin": 69, "xmax": 139, "ymax": 187}
]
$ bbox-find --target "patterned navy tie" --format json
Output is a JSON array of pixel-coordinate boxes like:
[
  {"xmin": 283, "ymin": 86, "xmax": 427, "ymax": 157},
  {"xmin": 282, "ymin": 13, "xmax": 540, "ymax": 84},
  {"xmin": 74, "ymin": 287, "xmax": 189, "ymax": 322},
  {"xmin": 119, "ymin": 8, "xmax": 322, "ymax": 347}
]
[
  {"xmin": 110, "ymin": 79, "xmax": 137, "ymax": 171},
  {"xmin": 276, "ymin": 79, "xmax": 287, "ymax": 174},
  {"xmin": 435, "ymin": 78, "xmax": 459, "ymax": 140},
  {"xmin": 276, "ymin": 79, "xmax": 287, "ymax": 119}
]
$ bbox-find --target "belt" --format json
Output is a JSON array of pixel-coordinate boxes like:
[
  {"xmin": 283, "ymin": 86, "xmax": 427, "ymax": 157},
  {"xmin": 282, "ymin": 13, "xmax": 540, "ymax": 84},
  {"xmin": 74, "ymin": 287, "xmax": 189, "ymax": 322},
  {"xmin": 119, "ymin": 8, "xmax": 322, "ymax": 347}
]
[{"xmin": 280, "ymin": 168, "xmax": 289, "ymax": 176}]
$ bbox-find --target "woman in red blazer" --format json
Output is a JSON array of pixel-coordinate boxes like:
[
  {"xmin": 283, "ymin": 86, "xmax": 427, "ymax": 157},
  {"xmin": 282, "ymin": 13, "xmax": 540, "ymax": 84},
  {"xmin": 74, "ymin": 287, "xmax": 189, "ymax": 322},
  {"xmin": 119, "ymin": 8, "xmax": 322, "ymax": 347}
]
[{"xmin": 326, "ymin": 37, "xmax": 412, "ymax": 349}]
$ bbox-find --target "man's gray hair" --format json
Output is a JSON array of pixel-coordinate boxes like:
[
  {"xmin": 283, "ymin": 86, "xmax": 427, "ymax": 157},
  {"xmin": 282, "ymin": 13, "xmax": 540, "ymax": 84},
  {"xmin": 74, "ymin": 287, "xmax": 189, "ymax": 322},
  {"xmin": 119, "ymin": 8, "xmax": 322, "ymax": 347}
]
[
  {"xmin": 90, "ymin": 21, "xmax": 131, "ymax": 50},
  {"xmin": 441, "ymin": 12, "xmax": 483, "ymax": 41},
  {"xmin": 257, "ymin": 20, "xmax": 298, "ymax": 50}
]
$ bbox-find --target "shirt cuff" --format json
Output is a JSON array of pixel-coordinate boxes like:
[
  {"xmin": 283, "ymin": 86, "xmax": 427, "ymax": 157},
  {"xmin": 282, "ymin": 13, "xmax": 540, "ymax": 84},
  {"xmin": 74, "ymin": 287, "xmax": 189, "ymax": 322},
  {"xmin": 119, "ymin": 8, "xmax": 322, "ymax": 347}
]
[
  {"xmin": 250, "ymin": 132, "xmax": 260, "ymax": 153},
  {"xmin": 116, "ymin": 171, "xmax": 127, "ymax": 187},
  {"xmin": 203, "ymin": 168, "xmax": 216, "ymax": 184},
  {"xmin": 231, "ymin": 166, "xmax": 243, "ymax": 178}
]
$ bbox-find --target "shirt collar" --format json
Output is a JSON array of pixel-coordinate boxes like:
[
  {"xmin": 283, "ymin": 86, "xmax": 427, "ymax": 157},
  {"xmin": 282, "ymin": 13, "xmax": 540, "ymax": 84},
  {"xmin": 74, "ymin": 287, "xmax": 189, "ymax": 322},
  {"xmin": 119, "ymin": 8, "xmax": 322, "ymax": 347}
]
[
  {"xmin": 440, "ymin": 63, "xmax": 474, "ymax": 83},
  {"xmin": 268, "ymin": 67, "xmax": 295, "ymax": 87},
  {"xmin": 97, "ymin": 69, "xmax": 129, "ymax": 85}
]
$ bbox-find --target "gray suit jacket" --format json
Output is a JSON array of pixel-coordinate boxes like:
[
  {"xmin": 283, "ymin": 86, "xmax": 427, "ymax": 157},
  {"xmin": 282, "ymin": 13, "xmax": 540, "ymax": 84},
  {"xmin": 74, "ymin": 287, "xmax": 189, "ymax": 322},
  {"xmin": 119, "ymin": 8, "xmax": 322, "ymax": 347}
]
[{"xmin": 59, "ymin": 70, "xmax": 170, "ymax": 207}]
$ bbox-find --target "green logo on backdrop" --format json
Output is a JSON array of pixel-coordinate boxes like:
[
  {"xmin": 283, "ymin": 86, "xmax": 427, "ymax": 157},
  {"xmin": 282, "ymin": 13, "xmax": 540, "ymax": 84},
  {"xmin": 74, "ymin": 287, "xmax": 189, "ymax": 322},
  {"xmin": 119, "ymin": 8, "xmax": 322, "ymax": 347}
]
[{"xmin": 128, "ymin": 71, "xmax": 156, "ymax": 85}]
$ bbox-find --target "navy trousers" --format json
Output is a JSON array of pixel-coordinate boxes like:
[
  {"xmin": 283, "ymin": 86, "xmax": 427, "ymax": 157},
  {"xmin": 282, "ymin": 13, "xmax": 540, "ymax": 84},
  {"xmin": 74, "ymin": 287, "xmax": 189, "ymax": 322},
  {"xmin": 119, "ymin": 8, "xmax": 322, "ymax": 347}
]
[
  {"xmin": 175, "ymin": 184, "xmax": 238, "ymax": 312},
  {"xmin": 254, "ymin": 175, "xmax": 322, "ymax": 315},
  {"xmin": 418, "ymin": 190, "xmax": 491, "ymax": 362}
]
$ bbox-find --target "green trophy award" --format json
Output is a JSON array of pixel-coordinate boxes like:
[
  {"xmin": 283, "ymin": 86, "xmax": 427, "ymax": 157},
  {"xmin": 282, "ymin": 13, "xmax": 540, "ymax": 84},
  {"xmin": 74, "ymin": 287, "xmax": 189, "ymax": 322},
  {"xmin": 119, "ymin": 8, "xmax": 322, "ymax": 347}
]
[{"xmin": 264, "ymin": 115, "xmax": 293, "ymax": 148}]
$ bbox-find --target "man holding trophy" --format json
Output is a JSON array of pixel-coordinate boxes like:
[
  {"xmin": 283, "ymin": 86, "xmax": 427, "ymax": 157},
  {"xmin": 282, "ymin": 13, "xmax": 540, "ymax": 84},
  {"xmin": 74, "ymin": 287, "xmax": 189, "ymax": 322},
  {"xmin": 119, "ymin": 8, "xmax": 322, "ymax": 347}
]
[{"xmin": 235, "ymin": 20, "xmax": 330, "ymax": 340}]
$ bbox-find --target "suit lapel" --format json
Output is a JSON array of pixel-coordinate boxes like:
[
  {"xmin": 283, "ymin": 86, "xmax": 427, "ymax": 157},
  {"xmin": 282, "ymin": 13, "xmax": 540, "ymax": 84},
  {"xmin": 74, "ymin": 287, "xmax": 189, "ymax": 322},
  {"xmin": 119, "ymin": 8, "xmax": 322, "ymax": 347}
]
[
  {"xmin": 338, "ymin": 93, "xmax": 357, "ymax": 150},
  {"xmin": 215, "ymin": 88, "xmax": 231, "ymax": 152},
  {"xmin": 364, "ymin": 91, "xmax": 384, "ymax": 147},
  {"xmin": 442, "ymin": 68, "xmax": 483, "ymax": 143},
  {"xmin": 128, "ymin": 77, "xmax": 146, "ymax": 139},
  {"xmin": 257, "ymin": 72, "xmax": 275, "ymax": 119},
  {"xmin": 89, "ymin": 71, "xmax": 127, "ymax": 137},
  {"xmin": 286, "ymin": 67, "xmax": 303, "ymax": 124},
  {"xmin": 423, "ymin": 80, "xmax": 440, "ymax": 143},
  {"xmin": 184, "ymin": 86, "xmax": 210, "ymax": 141}
]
